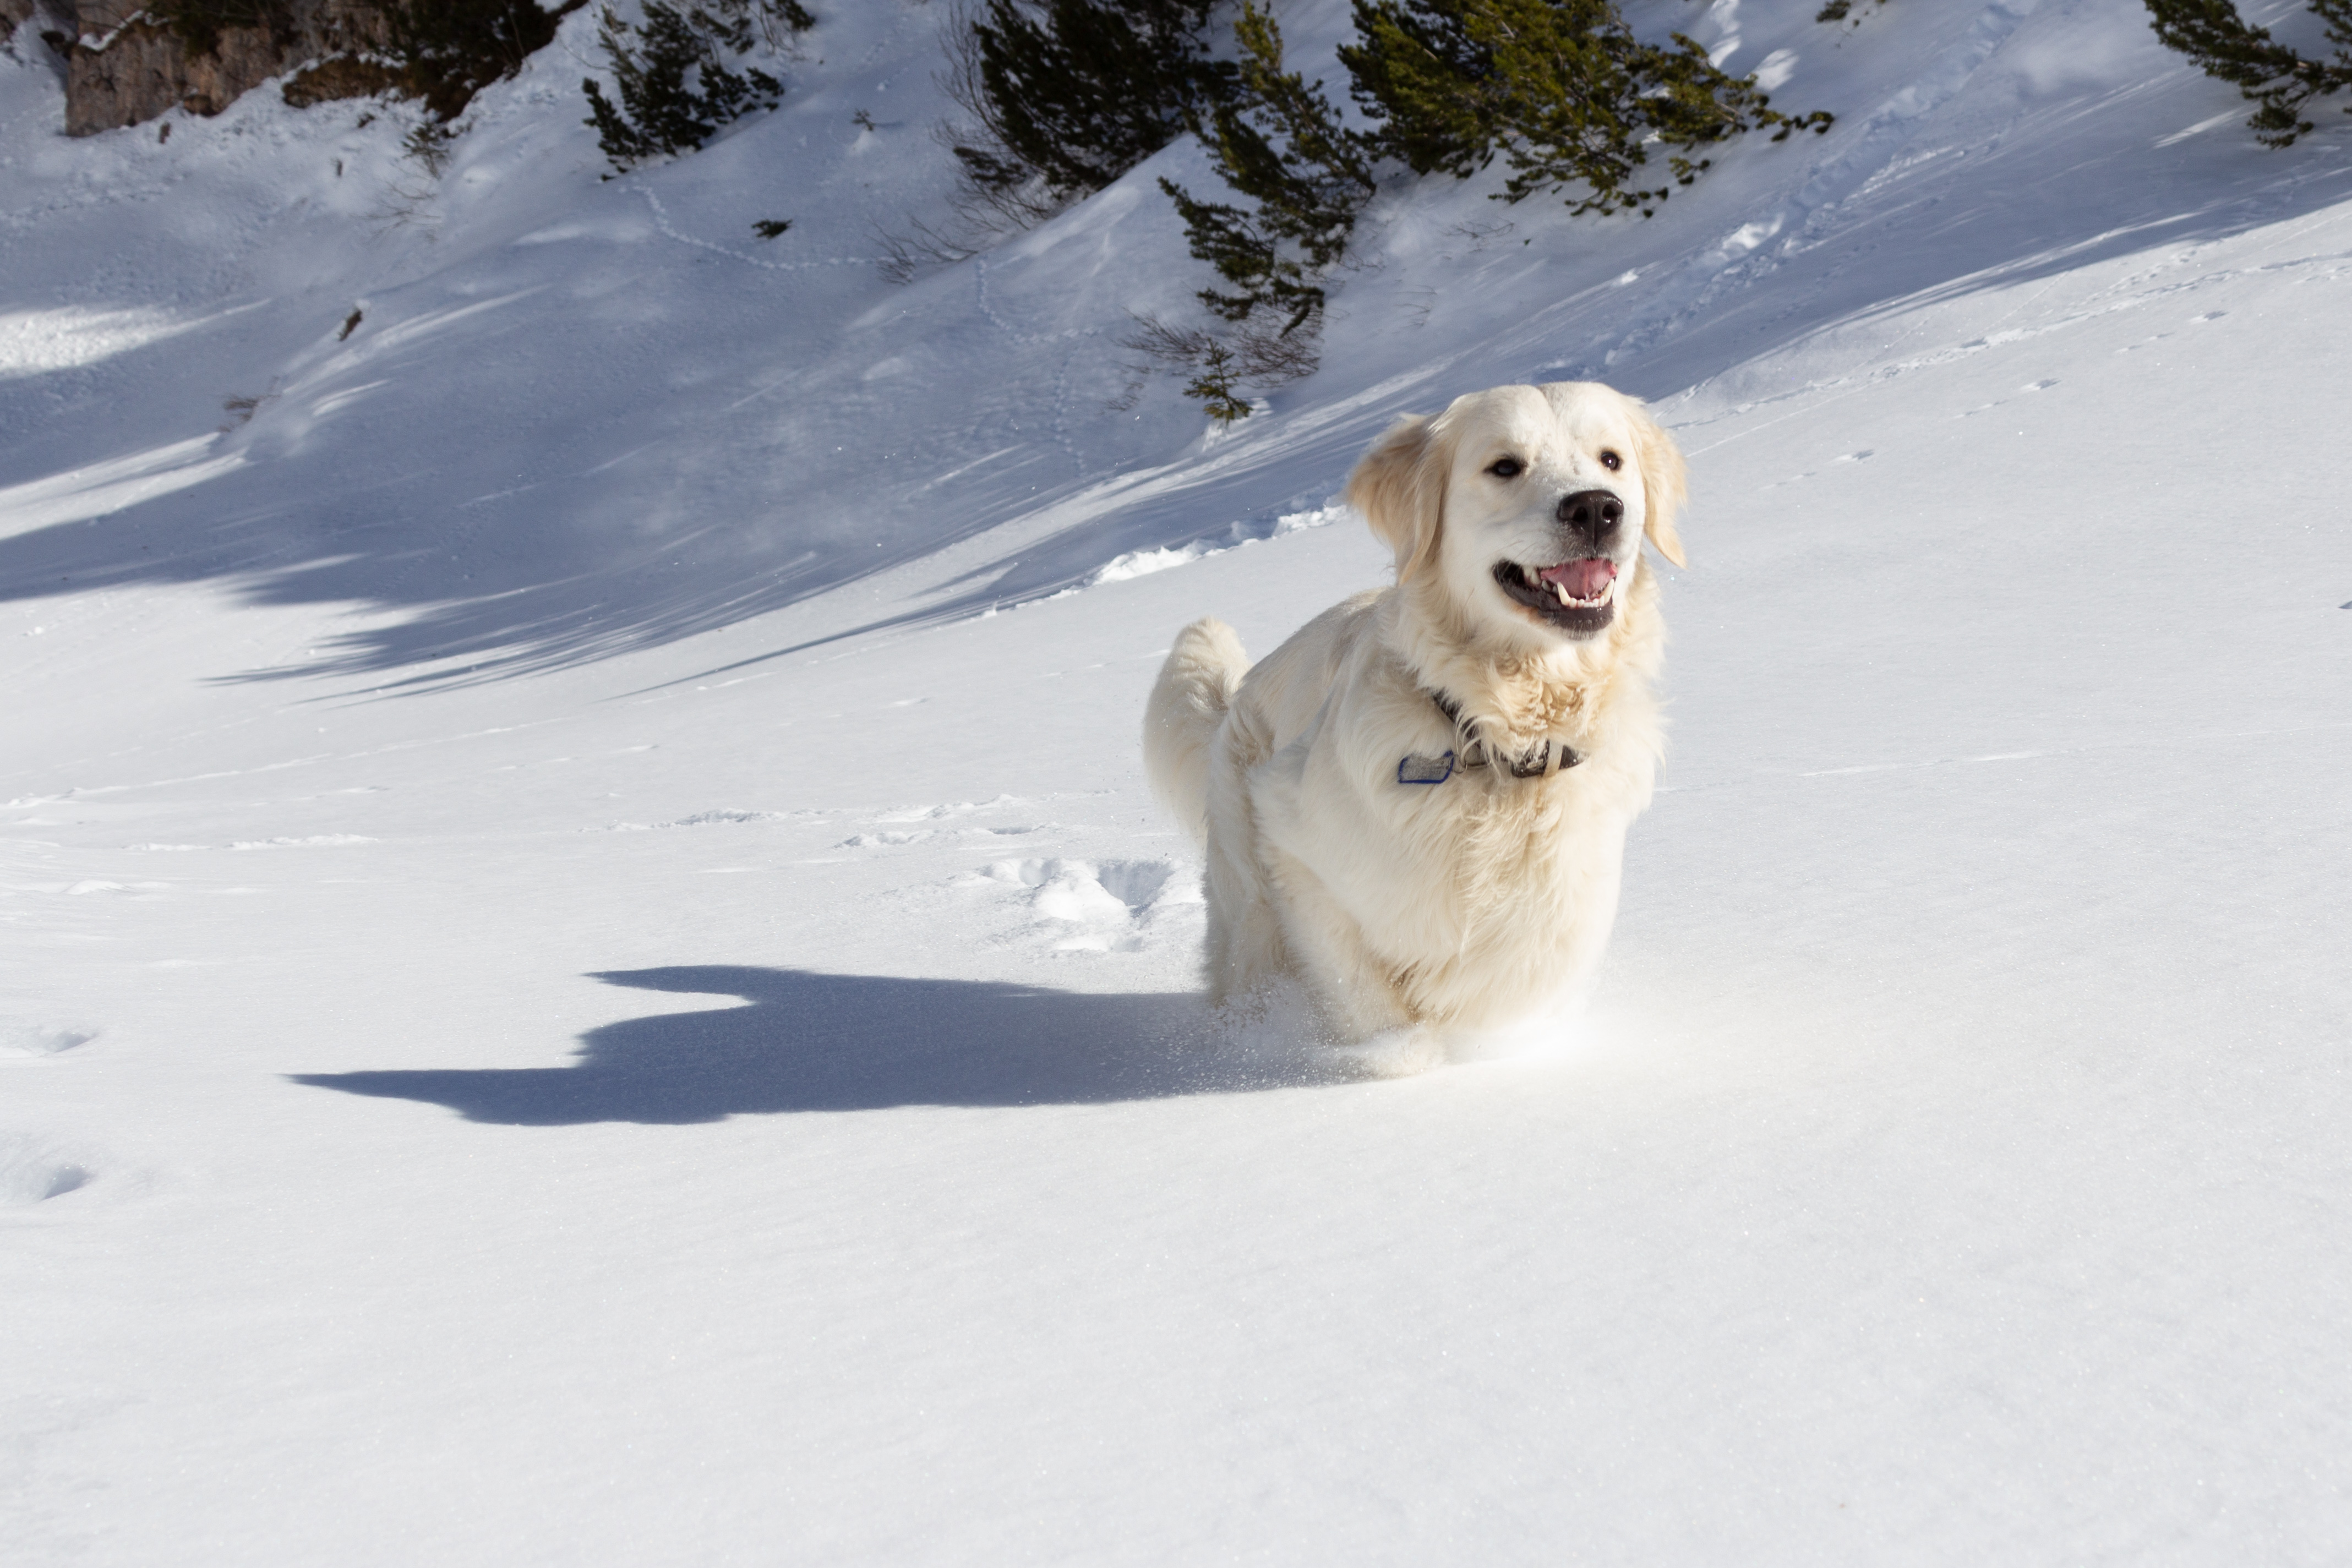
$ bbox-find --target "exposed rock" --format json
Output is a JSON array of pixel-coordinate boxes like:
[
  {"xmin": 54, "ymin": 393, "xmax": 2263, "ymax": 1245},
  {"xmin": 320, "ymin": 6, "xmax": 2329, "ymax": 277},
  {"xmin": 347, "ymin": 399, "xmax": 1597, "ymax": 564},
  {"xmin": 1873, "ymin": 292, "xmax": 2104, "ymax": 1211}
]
[
  {"xmin": 280, "ymin": 47, "xmax": 397, "ymax": 107},
  {"xmin": 60, "ymin": 0, "xmax": 388, "ymax": 136}
]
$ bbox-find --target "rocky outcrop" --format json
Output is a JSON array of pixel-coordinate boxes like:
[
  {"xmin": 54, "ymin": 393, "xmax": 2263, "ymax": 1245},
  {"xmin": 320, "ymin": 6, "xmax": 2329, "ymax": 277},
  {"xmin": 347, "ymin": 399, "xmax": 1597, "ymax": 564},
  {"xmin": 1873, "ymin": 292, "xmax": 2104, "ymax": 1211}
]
[{"xmin": 58, "ymin": 0, "xmax": 389, "ymax": 136}]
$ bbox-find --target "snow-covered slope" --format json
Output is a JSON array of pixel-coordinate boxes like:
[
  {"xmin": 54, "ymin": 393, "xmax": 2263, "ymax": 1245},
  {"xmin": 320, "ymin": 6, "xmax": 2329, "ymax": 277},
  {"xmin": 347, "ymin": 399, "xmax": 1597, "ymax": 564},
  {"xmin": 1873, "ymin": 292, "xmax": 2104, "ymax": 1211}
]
[{"xmin": 6, "ymin": 1, "xmax": 2352, "ymax": 1561}]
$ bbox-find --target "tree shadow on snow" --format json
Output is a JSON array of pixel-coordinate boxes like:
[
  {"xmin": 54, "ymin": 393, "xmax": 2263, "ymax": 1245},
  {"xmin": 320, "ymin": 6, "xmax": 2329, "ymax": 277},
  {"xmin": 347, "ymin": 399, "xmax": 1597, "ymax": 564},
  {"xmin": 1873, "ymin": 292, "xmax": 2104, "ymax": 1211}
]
[{"xmin": 292, "ymin": 966, "xmax": 1333, "ymax": 1124}]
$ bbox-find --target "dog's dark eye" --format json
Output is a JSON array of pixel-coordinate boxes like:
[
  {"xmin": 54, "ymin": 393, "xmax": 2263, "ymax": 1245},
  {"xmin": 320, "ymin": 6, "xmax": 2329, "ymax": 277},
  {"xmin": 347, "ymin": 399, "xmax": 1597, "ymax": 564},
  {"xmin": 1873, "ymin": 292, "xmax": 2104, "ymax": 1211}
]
[
  {"xmin": 1487, "ymin": 457, "xmax": 1524, "ymax": 479},
  {"xmin": 1599, "ymin": 450, "xmax": 1623, "ymax": 471}
]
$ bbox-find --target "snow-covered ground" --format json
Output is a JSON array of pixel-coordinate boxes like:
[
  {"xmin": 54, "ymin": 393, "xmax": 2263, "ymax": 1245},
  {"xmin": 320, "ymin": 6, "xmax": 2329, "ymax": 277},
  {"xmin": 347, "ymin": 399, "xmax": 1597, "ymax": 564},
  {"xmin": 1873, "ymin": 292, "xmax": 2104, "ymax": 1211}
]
[{"xmin": 6, "ymin": 0, "xmax": 2351, "ymax": 1559}]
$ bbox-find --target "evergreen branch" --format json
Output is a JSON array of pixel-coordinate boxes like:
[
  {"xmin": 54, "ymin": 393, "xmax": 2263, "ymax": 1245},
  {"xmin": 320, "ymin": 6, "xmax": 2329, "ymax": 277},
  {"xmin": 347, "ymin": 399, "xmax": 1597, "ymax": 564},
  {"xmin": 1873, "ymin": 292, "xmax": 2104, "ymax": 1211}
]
[{"xmin": 2145, "ymin": 0, "xmax": 2352, "ymax": 147}]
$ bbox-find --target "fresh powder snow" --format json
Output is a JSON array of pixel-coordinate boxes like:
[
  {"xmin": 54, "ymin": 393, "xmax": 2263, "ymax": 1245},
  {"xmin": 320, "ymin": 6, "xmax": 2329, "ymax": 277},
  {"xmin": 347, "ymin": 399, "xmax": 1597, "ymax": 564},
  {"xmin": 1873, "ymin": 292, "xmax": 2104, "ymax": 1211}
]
[{"xmin": 5, "ymin": 0, "xmax": 2351, "ymax": 1561}]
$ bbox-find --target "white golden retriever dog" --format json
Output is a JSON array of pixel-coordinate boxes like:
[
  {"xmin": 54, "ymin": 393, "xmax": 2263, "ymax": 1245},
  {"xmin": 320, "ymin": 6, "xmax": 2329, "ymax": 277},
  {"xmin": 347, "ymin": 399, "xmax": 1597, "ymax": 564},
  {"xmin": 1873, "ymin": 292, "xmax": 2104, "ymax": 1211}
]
[{"xmin": 1143, "ymin": 381, "xmax": 1686, "ymax": 1067}]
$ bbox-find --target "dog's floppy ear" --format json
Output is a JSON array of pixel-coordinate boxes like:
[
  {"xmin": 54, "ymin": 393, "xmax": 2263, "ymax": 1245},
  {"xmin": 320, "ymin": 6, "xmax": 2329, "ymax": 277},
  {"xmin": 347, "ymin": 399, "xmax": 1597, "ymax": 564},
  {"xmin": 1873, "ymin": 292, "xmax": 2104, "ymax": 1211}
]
[
  {"xmin": 1626, "ymin": 398, "xmax": 1688, "ymax": 569},
  {"xmin": 1347, "ymin": 414, "xmax": 1447, "ymax": 584}
]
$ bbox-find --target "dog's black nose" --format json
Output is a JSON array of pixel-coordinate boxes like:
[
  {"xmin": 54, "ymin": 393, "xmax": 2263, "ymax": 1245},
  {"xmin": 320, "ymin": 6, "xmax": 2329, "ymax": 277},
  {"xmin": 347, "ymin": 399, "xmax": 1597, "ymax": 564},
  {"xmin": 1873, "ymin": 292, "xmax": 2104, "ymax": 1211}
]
[{"xmin": 1557, "ymin": 489, "xmax": 1624, "ymax": 542}]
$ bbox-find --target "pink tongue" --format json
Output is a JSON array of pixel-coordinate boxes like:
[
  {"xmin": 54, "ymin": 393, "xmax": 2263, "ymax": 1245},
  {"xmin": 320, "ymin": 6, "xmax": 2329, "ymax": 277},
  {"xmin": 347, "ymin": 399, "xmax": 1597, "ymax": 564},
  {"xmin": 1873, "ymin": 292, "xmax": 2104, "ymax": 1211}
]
[{"xmin": 1538, "ymin": 559, "xmax": 1617, "ymax": 599}]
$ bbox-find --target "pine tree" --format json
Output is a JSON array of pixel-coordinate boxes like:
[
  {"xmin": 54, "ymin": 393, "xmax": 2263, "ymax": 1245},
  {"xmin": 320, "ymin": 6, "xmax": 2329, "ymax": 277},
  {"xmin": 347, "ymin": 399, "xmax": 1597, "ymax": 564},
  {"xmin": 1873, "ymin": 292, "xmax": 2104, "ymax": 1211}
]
[
  {"xmin": 1337, "ymin": 0, "xmax": 1497, "ymax": 178},
  {"xmin": 2144, "ymin": 0, "xmax": 2352, "ymax": 147},
  {"xmin": 583, "ymin": 0, "xmax": 801, "ymax": 171},
  {"xmin": 1161, "ymin": 3, "xmax": 1375, "ymax": 340},
  {"xmin": 947, "ymin": 0, "xmax": 1229, "ymax": 218},
  {"xmin": 1132, "ymin": 2, "xmax": 1374, "ymax": 419},
  {"xmin": 1340, "ymin": 0, "xmax": 1830, "ymax": 216}
]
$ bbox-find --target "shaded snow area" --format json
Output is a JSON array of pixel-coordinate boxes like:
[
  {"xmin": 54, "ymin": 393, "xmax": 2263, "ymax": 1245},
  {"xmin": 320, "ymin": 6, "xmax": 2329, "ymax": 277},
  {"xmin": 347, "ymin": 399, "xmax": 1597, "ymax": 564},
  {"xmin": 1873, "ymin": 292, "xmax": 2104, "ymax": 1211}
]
[{"xmin": 6, "ymin": 0, "xmax": 2352, "ymax": 1559}]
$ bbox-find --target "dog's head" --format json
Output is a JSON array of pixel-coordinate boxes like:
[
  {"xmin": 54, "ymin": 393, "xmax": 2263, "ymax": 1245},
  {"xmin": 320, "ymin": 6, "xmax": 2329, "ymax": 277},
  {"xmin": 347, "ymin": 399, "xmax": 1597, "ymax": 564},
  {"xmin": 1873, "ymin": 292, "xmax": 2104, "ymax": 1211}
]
[{"xmin": 1346, "ymin": 382, "xmax": 1686, "ymax": 649}]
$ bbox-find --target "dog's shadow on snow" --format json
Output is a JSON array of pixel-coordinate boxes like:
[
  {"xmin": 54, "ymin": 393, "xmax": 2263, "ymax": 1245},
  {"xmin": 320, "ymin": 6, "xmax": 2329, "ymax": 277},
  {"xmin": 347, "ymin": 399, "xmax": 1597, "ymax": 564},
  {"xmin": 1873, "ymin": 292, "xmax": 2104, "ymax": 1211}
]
[{"xmin": 294, "ymin": 966, "xmax": 1333, "ymax": 1124}]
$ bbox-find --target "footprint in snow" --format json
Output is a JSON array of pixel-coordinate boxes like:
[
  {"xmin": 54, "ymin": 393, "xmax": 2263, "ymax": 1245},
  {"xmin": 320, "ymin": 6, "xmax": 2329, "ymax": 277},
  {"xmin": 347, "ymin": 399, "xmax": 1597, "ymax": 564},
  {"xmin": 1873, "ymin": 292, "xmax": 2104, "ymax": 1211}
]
[
  {"xmin": 839, "ymin": 829, "xmax": 936, "ymax": 848},
  {"xmin": 0, "ymin": 1132, "xmax": 95, "ymax": 1205},
  {"xmin": 839, "ymin": 824, "xmax": 1042, "ymax": 849},
  {"xmin": 978, "ymin": 856, "xmax": 1202, "ymax": 953},
  {"xmin": 871, "ymin": 794, "xmax": 1025, "ymax": 825},
  {"xmin": 0, "ymin": 1019, "xmax": 97, "ymax": 1057},
  {"xmin": 599, "ymin": 808, "xmax": 807, "ymax": 832}
]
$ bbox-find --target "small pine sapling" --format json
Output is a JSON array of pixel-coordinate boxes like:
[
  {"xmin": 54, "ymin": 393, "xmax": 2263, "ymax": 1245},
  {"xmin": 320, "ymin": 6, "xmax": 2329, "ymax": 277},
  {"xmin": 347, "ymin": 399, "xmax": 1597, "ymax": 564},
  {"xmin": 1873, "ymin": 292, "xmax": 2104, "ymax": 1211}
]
[
  {"xmin": 403, "ymin": 117, "xmax": 456, "ymax": 174},
  {"xmin": 752, "ymin": 217, "xmax": 792, "ymax": 238},
  {"xmin": 1123, "ymin": 313, "xmax": 1317, "ymax": 420},
  {"xmin": 1186, "ymin": 340, "xmax": 1253, "ymax": 424},
  {"xmin": 2144, "ymin": 0, "xmax": 2352, "ymax": 147}
]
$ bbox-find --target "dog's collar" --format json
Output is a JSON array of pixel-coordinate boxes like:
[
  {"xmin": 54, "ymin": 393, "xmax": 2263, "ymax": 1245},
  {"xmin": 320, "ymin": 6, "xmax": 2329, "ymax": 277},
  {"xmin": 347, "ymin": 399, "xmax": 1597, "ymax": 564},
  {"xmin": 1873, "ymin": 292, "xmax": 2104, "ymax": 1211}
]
[{"xmin": 1428, "ymin": 689, "xmax": 1582, "ymax": 779}]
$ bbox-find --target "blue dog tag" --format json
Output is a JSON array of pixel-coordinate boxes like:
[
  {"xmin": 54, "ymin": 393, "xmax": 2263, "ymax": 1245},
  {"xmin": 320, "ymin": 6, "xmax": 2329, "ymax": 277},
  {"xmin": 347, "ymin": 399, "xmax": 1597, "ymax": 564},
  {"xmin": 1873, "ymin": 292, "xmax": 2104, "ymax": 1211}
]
[{"xmin": 1396, "ymin": 750, "xmax": 1456, "ymax": 786}]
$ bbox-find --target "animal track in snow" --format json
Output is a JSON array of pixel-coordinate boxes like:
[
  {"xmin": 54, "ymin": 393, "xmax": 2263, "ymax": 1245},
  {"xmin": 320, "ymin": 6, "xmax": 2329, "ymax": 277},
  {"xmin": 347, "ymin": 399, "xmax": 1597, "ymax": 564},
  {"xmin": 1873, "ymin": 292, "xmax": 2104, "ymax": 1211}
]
[
  {"xmin": 839, "ymin": 829, "xmax": 936, "ymax": 848},
  {"xmin": 839, "ymin": 823, "xmax": 1043, "ymax": 849},
  {"xmin": 3, "ymin": 1162, "xmax": 90, "ymax": 1204},
  {"xmin": 872, "ymin": 795, "xmax": 1024, "ymax": 824},
  {"xmin": 838, "ymin": 796, "xmax": 1052, "ymax": 850},
  {"xmin": 228, "ymin": 835, "xmax": 375, "ymax": 850},
  {"xmin": 1959, "ymin": 383, "xmax": 2054, "ymax": 419},
  {"xmin": 0, "ymin": 1134, "xmax": 94, "ymax": 1205},
  {"xmin": 599, "ymin": 808, "xmax": 814, "ymax": 832},
  {"xmin": 0, "ymin": 1019, "xmax": 96, "ymax": 1056}
]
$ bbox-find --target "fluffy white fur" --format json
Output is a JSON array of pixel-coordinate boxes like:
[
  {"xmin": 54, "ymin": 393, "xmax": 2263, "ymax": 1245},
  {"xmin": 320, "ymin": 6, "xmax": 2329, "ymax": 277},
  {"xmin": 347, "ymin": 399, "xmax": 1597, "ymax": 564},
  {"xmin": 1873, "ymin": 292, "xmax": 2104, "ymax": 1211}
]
[{"xmin": 1143, "ymin": 382, "xmax": 1687, "ymax": 1065}]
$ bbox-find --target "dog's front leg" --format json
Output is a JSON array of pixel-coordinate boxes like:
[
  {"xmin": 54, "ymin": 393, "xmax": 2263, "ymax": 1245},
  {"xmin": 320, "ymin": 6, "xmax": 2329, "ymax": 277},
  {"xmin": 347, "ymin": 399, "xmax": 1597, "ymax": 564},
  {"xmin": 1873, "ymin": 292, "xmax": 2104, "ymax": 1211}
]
[{"xmin": 1259, "ymin": 843, "xmax": 1417, "ymax": 1043}]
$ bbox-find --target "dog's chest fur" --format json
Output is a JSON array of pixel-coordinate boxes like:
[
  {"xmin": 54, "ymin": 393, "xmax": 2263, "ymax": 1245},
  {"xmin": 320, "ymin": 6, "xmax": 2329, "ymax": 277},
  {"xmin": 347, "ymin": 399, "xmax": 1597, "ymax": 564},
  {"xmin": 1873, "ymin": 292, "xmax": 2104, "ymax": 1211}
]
[{"xmin": 1237, "ymin": 577, "xmax": 1665, "ymax": 1026}]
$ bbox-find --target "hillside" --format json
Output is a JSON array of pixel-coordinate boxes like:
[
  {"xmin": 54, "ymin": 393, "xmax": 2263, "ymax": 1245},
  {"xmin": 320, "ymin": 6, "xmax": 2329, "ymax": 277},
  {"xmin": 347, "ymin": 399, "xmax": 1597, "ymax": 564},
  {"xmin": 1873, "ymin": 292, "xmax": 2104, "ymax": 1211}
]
[{"xmin": 6, "ymin": 1, "xmax": 2352, "ymax": 1561}]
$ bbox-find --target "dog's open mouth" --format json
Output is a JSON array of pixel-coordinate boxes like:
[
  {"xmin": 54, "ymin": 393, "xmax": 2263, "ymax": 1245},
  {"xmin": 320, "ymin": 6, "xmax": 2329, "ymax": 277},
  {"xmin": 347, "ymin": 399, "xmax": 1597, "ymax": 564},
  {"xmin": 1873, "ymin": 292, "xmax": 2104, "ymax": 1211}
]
[{"xmin": 1495, "ymin": 558, "xmax": 1618, "ymax": 635}]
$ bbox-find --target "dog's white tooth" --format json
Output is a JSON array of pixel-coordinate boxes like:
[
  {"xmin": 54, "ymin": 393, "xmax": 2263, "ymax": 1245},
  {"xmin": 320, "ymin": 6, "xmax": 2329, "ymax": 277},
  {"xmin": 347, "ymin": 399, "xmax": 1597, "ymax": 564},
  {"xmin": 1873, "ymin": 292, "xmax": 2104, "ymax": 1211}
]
[{"xmin": 1553, "ymin": 581, "xmax": 1572, "ymax": 607}]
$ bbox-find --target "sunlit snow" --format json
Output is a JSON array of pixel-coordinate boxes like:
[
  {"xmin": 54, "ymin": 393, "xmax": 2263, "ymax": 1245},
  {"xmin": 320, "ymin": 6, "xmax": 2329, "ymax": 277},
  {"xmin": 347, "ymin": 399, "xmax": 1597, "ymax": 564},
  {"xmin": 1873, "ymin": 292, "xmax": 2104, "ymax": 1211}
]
[{"xmin": 5, "ymin": 0, "xmax": 2351, "ymax": 1561}]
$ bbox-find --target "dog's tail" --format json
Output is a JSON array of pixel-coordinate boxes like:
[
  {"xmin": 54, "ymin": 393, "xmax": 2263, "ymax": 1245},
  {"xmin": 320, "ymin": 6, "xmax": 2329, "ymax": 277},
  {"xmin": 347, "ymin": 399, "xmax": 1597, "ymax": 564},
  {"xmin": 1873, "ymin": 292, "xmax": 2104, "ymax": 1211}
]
[{"xmin": 1143, "ymin": 617, "xmax": 1247, "ymax": 844}]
